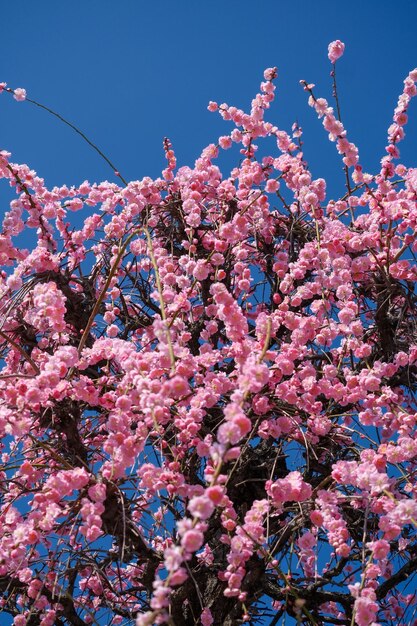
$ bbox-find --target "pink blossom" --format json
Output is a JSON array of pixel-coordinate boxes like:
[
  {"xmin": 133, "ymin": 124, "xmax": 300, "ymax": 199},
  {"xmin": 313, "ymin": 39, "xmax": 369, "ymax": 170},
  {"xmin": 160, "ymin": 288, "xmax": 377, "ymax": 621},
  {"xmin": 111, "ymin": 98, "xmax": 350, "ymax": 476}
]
[
  {"xmin": 200, "ymin": 607, "xmax": 214, "ymax": 626},
  {"xmin": 193, "ymin": 259, "xmax": 211, "ymax": 280},
  {"xmin": 267, "ymin": 472, "xmax": 312, "ymax": 504},
  {"xmin": 367, "ymin": 539, "xmax": 390, "ymax": 560},
  {"xmin": 328, "ymin": 40, "xmax": 345, "ymax": 63},
  {"xmin": 88, "ymin": 483, "xmax": 107, "ymax": 502},
  {"xmin": 219, "ymin": 135, "xmax": 232, "ymax": 149},
  {"xmin": 188, "ymin": 495, "xmax": 215, "ymax": 520},
  {"xmin": 13, "ymin": 87, "xmax": 27, "ymax": 101},
  {"xmin": 106, "ymin": 324, "xmax": 119, "ymax": 337},
  {"xmin": 263, "ymin": 67, "xmax": 278, "ymax": 81},
  {"xmin": 2, "ymin": 43, "xmax": 417, "ymax": 626},
  {"xmin": 265, "ymin": 179, "xmax": 280, "ymax": 193},
  {"xmin": 354, "ymin": 595, "xmax": 378, "ymax": 626},
  {"xmin": 181, "ymin": 529, "xmax": 204, "ymax": 552}
]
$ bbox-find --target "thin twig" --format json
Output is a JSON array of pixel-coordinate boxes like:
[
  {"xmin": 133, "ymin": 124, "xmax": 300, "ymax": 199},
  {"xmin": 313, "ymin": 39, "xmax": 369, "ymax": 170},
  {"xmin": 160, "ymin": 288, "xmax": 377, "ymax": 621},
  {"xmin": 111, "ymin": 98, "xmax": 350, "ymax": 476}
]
[{"xmin": 6, "ymin": 87, "xmax": 127, "ymax": 186}]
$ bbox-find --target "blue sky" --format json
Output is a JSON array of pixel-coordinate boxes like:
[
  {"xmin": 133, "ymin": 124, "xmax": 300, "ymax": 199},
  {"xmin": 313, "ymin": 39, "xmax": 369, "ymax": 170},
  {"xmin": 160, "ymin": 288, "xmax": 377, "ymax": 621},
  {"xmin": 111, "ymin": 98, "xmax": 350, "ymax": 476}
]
[{"xmin": 1, "ymin": 1, "xmax": 417, "ymax": 199}]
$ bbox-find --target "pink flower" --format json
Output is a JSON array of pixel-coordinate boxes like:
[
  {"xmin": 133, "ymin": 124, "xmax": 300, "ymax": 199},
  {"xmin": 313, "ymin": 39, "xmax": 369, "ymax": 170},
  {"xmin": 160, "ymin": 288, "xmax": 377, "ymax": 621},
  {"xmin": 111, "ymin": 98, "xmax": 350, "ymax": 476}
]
[
  {"xmin": 106, "ymin": 324, "xmax": 119, "ymax": 337},
  {"xmin": 219, "ymin": 135, "xmax": 232, "ymax": 150},
  {"xmin": 85, "ymin": 524, "xmax": 103, "ymax": 542},
  {"xmin": 13, "ymin": 87, "xmax": 27, "ymax": 101},
  {"xmin": 267, "ymin": 471, "xmax": 312, "ymax": 504},
  {"xmin": 164, "ymin": 375, "xmax": 189, "ymax": 398},
  {"xmin": 181, "ymin": 529, "xmax": 204, "ymax": 552},
  {"xmin": 217, "ymin": 420, "xmax": 242, "ymax": 445},
  {"xmin": 200, "ymin": 608, "xmax": 214, "ymax": 626},
  {"xmin": 88, "ymin": 483, "xmax": 107, "ymax": 503},
  {"xmin": 367, "ymin": 539, "xmax": 390, "ymax": 560},
  {"xmin": 298, "ymin": 531, "xmax": 316, "ymax": 550},
  {"xmin": 265, "ymin": 179, "xmax": 280, "ymax": 193},
  {"xmin": 169, "ymin": 568, "xmax": 188, "ymax": 586},
  {"xmin": 354, "ymin": 595, "xmax": 378, "ymax": 626},
  {"xmin": 193, "ymin": 259, "xmax": 211, "ymax": 281},
  {"xmin": 263, "ymin": 67, "xmax": 278, "ymax": 81},
  {"xmin": 328, "ymin": 40, "xmax": 345, "ymax": 63},
  {"xmin": 188, "ymin": 495, "xmax": 215, "ymax": 520},
  {"xmin": 206, "ymin": 485, "xmax": 225, "ymax": 505}
]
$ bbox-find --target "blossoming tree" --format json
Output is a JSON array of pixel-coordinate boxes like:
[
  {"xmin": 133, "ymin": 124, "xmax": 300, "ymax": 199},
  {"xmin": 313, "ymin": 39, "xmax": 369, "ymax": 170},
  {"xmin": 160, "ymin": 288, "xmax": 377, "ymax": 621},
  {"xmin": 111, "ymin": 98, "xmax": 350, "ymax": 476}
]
[{"xmin": 1, "ymin": 41, "xmax": 417, "ymax": 626}]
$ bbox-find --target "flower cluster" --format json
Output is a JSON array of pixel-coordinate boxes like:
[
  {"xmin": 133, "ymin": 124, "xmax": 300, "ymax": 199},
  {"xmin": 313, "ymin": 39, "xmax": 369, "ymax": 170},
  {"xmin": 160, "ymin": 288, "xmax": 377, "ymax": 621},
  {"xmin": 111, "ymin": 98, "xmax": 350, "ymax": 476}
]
[{"xmin": 0, "ymin": 41, "xmax": 417, "ymax": 626}]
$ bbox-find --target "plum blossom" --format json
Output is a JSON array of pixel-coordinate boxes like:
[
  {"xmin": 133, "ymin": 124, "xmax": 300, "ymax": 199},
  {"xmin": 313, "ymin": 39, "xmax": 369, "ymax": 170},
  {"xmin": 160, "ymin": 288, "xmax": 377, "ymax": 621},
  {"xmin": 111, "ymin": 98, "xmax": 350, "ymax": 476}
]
[
  {"xmin": 1, "ymin": 45, "xmax": 417, "ymax": 626},
  {"xmin": 13, "ymin": 87, "xmax": 26, "ymax": 101},
  {"xmin": 328, "ymin": 40, "xmax": 345, "ymax": 63}
]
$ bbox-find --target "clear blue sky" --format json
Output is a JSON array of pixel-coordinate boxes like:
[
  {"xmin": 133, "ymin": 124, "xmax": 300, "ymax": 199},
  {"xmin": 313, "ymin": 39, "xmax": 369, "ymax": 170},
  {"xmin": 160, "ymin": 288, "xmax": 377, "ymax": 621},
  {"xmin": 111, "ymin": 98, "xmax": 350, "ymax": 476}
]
[{"xmin": 1, "ymin": 0, "xmax": 417, "ymax": 200}]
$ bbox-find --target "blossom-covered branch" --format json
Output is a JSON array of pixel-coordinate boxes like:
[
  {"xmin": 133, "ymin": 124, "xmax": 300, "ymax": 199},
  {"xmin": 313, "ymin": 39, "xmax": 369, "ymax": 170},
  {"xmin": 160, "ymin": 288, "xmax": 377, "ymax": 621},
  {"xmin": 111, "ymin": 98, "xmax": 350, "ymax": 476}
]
[{"xmin": 1, "ymin": 42, "xmax": 417, "ymax": 626}]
